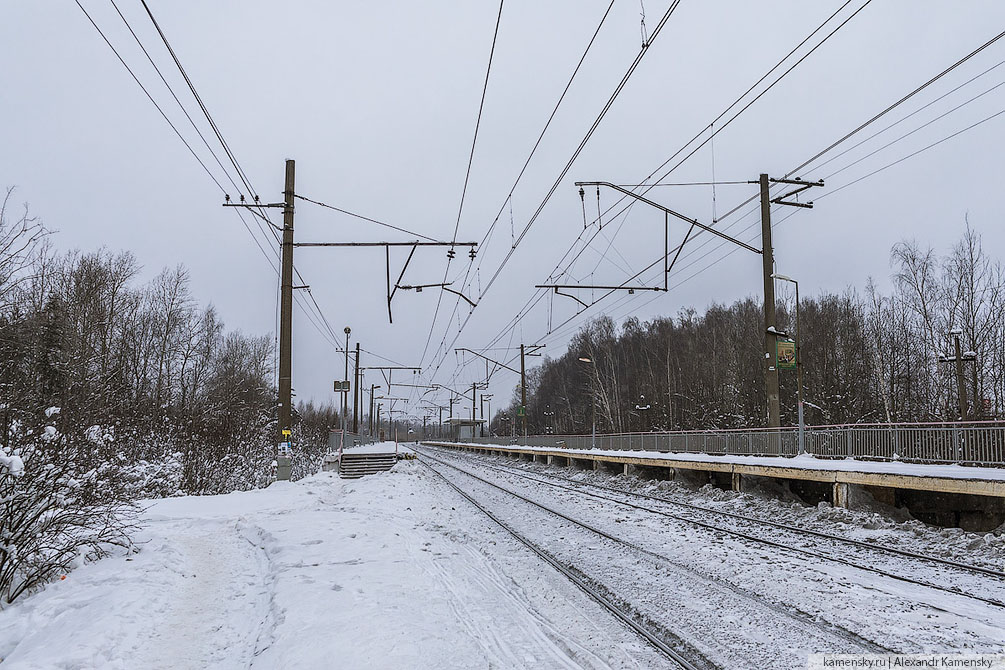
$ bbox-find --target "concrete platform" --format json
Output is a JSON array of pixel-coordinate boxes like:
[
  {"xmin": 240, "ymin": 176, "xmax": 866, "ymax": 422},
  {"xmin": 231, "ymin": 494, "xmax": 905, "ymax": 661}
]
[{"xmin": 421, "ymin": 441, "xmax": 1005, "ymax": 530}]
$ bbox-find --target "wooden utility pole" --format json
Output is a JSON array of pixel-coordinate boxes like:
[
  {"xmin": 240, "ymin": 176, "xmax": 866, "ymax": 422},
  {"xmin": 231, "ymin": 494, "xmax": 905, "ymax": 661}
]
[
  {"xmin": 757, "ymin": 174, "xmax": 823, "ymax": 428},
  {"xmin": 277, "ymin": 159, "xmax": 296, "ymax": 479},
  {"xmin": 368, "ymin": 383, "xmax": 379, "ymax": 436},
  {"xmin": 353, "ymin": 343, "xmax": 360, "ymax": 433},
  {"xmin": 759, "ymin": 174, "xmax": 781, "ymax": 428}
]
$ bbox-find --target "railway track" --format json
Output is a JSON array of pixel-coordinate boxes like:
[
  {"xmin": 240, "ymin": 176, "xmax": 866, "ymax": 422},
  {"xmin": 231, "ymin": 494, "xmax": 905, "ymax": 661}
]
[
  {"xmin": 415, "ymin": 448, "xmax": 891, "ymax": 668},
  {"xmin": 414, "ymin": 454, "xmax": 713, "ymax": 670},
  {"xmin": 431, "ymin": 445, "xmax": 1005, "ymax": 609}
]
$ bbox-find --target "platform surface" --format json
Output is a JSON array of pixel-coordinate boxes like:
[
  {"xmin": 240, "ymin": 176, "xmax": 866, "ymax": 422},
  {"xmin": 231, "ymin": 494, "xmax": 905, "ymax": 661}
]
[{"xmin": 424, "ymin": 441, "xmax": 1005, "ymax": 497}]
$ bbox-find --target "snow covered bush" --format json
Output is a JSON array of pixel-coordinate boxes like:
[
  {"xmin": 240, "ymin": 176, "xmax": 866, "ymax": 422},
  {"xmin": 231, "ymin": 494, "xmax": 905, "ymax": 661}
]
[{"xmin": 0, "ymin": 427, "xmax": 137, "ymax": 605}]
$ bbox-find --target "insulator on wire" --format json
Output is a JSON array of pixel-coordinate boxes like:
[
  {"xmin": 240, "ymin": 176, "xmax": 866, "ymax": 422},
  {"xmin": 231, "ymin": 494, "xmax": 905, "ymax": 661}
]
[
  {"xmin": 225, "ymin": 194, "xmax": 231, "ymax": 202},
  {"xmin": 254, "ymin": 195, "xmax": 260, "ymax": 203},
  {"xmin": 468, "ymin": 247, "xmax": 476, "ymax": 260},
  {"xmin": 447, "ymin": 248, "xmax": 456, "ymax": 260},
  {"xmin": 240, "ymin": 194, "xmax": 246, "ymax": 203}
]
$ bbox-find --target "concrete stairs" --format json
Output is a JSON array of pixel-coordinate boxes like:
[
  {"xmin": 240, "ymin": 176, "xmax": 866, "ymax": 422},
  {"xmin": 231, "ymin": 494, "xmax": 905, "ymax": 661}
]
[{"xmin": 337, "ymin": 452, "xmax": 397, "ymax": 479}]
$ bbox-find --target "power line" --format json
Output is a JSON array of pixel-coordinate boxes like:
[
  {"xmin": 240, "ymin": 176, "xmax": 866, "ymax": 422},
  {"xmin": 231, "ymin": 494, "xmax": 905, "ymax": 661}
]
[
  {"xmin": 449, "ymin": 0, "xmax": 506, "ymax": 248},
  {"xmin": 81, "ymin": 2, "xmax": 349, "ymax": 364},
  {"xmin": 817, "ymin": 104, "xmax": 1005, "ymax": 201},
  {"xmin": 545, "ymin": 0, "xmax": 871, "ymax": 292},
  {"xmin": 715, "ymin": 25, "xmax": 1005, "ymax": 225},
  {"xmin": 465, "ymin": 0, "xmax": 619, "ymax": 265},
  {"xmin": 475, "ymin": 70, "xmax": 1005, "ymax": 387},
  {"xmin": 294, "ymin": 194, "xmax": 438, "ymax": 242},
  {"xmin": 431, "ymin": 0, "xmax": 873, "ymax": 384},
  {"xmin": 107, "ymin": 0, "xmax": 242, "ymax": 196},
  {"xmin": 587, "ymin": 96, "xmax": 1005, "ymax": 337},
  {"xmin": 814, "ymin": 71, "xmax": 1005, "ymax": 176},
  {"xmin": 420, "ymin": 0, "xmax": 507, "ymax": 364},
  {"xmin": 137, "ymin": 1, "xmax": 363, "ymax": 362},
  {"xmin": 482, "ymin": 1, "xmax": 683, "ymax": 295},
  {"xmin": 790, "ymin": 26, "xmax": 1005, "ymax": 177},
  {"xmin": 423, "ymin": 0, "xmax": 684, "ymax": 381},
  {"xmin": 430, "ymin": 0, "xmax": 620, "ymax": 373},
  {"xmin": 139, "ymin": 0, "xmax": 261, "ymax": 207},
  {"xmin": 106, "ymin": 0, "xmax": 287, "ymax": 274},
  {"xmin": 74, "ymin": 0, "xmax": 288, "ymax": 279},
  {"xmin": 558, "ymin": 11, "xmax": 1005, "ymax": 315},
  {"xmin": 73, "ymin": 0, "xmax": 225, "ymax": 193}
]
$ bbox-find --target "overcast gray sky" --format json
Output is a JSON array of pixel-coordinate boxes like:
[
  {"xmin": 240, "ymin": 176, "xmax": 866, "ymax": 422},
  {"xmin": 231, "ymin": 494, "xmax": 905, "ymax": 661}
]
[{"xmin": 4, "ymin": 1, "xmax": 1005, "ymax": 421}]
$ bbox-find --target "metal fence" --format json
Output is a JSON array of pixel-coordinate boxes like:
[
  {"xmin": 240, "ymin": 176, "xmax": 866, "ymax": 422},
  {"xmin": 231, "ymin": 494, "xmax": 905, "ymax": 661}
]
[
  {"xmin": 328, "ymin": 430, "xmax": 376, "ymax": 450},
  {"xmin": 459, "ymin": 422, "xmax": 1005, "ymax": 467}
]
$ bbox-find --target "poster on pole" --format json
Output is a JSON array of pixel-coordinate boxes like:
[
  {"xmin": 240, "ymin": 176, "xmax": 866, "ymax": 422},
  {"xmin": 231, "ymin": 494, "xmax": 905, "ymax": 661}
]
[{"xmin": 776, "ymin": 340, "xmax": 796, "ymax": 370}]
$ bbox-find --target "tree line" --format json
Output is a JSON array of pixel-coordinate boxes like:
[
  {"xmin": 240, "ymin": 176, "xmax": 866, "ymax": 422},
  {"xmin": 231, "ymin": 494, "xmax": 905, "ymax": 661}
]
[
  {"xmin": 0, "ymin": 189, "xmax": 340, "ymax": 603},
  {"xmin": 493, "ymin": 224, "xmax": 1005, "ymax": 435}
]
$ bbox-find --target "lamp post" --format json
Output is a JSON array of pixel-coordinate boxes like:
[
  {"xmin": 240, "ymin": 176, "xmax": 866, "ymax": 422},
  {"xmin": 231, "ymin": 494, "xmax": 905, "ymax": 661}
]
[
  {"xmin": 939, "ymin": 329, "xmax": 977, "ymax": 420},
  {"xmin": 343, "ymin": 327, "xmax": 351, "ymax": 432},
  {"xmin": 634, "ymin": 394, "xmax": 651, "ymax": 432},
  {"xmin": 579, "ymin": 356, "xmax": 597, "ymax": 449},
  {"xmin": 771, "ymin": 273, "xmax": 804, "ymax": 454},
  {"xmin": 367, "ymin": 384, "xmax": 381, "ymax": 436},
  {"xmin": 500, "ymin": 414, "xmax": 511, "ymax": 439},
  {"xmin": 480, "ymin": 394, "xmax": 493, "ymax": 438}
]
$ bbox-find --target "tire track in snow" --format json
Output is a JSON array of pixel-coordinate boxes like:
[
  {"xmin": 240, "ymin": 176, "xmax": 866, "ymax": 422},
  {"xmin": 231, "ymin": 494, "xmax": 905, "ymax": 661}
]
[{"xmin": 421, "ymin": 542, "xmax": 618, "ymax": 669}]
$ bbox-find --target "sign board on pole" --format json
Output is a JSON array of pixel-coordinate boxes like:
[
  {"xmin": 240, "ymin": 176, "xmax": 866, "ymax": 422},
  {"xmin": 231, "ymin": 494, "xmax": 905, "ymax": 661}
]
[
  {"xmin": 776, "ymin": 340, "xmax": 796, "ymax": 370},
  {"xmin": 333, "ymin": 380, "xmax": 351, "ymax": 393},
  {"xmin": 516, "ymin": 406, "xmax": 526, "ymax": 417}
]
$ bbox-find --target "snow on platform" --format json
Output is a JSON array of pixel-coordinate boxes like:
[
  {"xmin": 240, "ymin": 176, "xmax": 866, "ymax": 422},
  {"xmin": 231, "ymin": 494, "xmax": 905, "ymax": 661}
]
[
  {"xmin": 445, "ymin": 441, "xmax": 1005, "ymax": 480},
  {"xmin": 341, "ymin": 440, "xmax": 399, "ymax": 455},
  {"xmin": 430, "ymin": 441, "xmax": 1005, "ymax": 497}
]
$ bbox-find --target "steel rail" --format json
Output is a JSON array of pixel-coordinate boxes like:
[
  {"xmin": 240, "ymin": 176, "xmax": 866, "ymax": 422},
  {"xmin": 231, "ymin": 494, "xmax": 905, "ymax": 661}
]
[
  {"xmin": 415, "ymin": 448, "xmax": 891, "ymax": 655},
  {"xmin": 469, "ymin": 452, "xmax": 1005, "ymax": 580},
  {"xmin": 413, "ymin": 454, "xmax": 708, "ymax": 670},
  {"xmin": 426, "ymin": 446, "xmax": 1005, "ymax": 609}
]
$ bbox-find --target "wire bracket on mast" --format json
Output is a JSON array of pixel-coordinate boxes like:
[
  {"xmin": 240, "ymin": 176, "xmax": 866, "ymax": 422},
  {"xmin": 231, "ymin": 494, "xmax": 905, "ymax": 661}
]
[
  {"xmin": 294, "ymin": 240, "xmax": 477, "ymax": 323},
  {"xmin": 765, "ymin": 177, "xmax": 825, "ymax": 209}
]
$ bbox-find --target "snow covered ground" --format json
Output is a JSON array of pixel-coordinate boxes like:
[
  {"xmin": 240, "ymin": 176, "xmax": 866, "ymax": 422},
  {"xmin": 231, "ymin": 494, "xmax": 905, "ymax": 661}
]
[
  {"xmin": 3, "ymin": 440, "xmax": 1004, "ymax": 669},
  {"xmin": 0, "ymin": 443, "xmax": 673, "ymax": 670}
]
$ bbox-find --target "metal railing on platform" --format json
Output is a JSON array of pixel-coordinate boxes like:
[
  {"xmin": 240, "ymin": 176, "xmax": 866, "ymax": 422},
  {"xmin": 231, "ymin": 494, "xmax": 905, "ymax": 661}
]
[
  {"xmin": 327, "ymin": 430, "xmax": 376, "ymax": 450},
  {"xmin": 455, "ymin": 422, "xmax": 1005, "ymax": 467}
]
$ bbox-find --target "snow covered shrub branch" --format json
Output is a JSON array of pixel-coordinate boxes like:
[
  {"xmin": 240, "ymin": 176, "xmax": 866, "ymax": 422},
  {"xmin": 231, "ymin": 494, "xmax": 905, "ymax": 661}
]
[{"xmin": 0, "ymin": 421, "xmax": 138, "ymax": 605}]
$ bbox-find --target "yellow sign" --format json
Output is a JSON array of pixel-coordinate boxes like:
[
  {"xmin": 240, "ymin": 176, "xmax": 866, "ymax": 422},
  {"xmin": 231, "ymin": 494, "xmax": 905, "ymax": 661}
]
[
  {"xmin": 282, "ymin": 429, "xmax": 292, "ymax": 438},
  {"xmin": 776, "ymin": 340, "xmax": 796, "ymax": 370}
]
